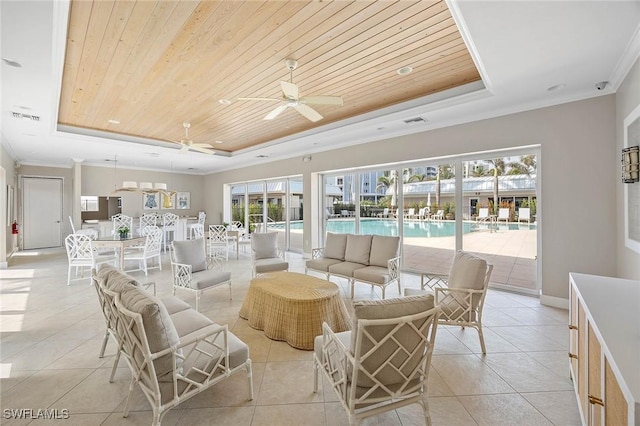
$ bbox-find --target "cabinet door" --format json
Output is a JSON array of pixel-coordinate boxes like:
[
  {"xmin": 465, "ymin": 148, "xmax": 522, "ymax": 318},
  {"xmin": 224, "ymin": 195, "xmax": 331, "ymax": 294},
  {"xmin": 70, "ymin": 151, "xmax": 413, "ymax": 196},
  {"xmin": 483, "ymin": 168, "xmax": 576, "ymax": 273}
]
[
  {"xmin": 588, "ymin": 325, "xmax": 602, "ymax": 425},
  {"xmin": 569, "ymin": 286, "xmax": 579, "ymax": 381},
  {"xmin": 578, "ymin": 300, "xmax": 588, "ymax": 418},
  {"xmin": 605, "ymin": 360, "xmax": 628, "ymax": 425}
]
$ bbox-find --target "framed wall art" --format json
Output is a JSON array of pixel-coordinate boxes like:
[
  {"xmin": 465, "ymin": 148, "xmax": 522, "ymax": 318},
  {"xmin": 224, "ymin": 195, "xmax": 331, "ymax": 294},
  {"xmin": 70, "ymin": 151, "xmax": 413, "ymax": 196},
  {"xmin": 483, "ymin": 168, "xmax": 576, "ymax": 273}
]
[
  {"xmin": 143, "ymin": 193, "xmax": 160, "ymax": 210},
  {"xmin": 161, "ymin": 192, "xmax": 176, "ymax": 210},
  {"xmin": 176, "ymin": 192, "xmax": 190, "ymax": 209}
]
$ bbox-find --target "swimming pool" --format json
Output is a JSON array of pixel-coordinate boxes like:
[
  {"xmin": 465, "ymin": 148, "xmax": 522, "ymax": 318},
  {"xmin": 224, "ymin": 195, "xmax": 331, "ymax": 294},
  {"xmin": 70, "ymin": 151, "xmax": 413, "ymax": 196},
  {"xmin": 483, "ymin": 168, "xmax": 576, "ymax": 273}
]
[{"xmin": 268, "ymin": 218, "xmax": 535, "ymax": 238}]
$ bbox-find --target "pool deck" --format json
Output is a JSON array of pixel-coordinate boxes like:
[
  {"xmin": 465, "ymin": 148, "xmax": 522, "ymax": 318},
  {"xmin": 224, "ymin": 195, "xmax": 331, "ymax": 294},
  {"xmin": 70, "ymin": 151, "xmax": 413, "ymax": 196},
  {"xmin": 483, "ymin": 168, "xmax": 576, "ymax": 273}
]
[{"xmin": 276, "ymin": 221, "xmax": 538, "ymax": 292}]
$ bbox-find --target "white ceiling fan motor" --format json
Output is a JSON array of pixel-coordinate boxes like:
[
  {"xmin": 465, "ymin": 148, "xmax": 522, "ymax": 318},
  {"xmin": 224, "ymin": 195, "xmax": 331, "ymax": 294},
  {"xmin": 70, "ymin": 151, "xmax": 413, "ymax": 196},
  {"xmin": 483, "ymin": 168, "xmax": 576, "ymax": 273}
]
[{"xmin": 285, "ymin": 59, "xmax": 298, "ymax": 71}]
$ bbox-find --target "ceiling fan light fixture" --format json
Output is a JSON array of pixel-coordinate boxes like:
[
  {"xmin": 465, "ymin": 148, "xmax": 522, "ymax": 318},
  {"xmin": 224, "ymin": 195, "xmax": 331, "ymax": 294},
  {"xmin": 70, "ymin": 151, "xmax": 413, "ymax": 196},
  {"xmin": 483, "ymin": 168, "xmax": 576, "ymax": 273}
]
[
  {"xmin": 139, "ymin": 182, "xmax": 153, "ymax": 190},
  {"xmin": 154, "ymin": 183, "xmax": 167, "ymax": 190},
  {"xmin": 122, "ymin": 181, "xmax": 138, "ymax": 189}
]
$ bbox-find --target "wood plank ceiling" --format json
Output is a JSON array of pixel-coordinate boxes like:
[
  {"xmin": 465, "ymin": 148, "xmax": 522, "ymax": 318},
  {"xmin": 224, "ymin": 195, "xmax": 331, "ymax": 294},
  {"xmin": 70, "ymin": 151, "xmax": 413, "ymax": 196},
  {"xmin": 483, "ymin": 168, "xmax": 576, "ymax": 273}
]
[{"xmin": 58, "ymin": 0, "xmax": 480, "ymax": 154}]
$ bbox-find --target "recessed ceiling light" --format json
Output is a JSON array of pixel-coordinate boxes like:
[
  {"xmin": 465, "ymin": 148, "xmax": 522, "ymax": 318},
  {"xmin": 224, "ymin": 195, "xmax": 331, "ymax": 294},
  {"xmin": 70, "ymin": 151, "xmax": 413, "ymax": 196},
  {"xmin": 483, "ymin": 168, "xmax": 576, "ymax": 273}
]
[
  {"xmin": 108, "ymin": 119, "xmax": 120, "ymax": 124},
  {"xmin": 2, "ymin": 58, "xmax": 22, "ymax": 68},
  {"xmin": 547, "ymin": 83, "xmax": 566, "ymax": 92},
  {"xmin": 397, "ymin": 66, "xmax": 413, "ymax": 76},
  {"xmin": 214, "ymin": 140, "xmax": 223, "ymax": 144},
  {"xmin": 219, "ymin": 99, "xmax": 231, "ymax": 105}
]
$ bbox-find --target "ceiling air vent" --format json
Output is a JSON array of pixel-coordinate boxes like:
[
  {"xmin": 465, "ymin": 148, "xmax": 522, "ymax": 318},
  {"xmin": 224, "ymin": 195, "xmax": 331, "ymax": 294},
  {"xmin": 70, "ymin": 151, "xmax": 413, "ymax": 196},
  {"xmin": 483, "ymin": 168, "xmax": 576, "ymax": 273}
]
[
  {"xmin": 11, "ymin": 111, "xmax": 40, "ymax": 121},
  {"xmin": 403, "ymin": 117, "xmax": 427, "ymax": 124}
]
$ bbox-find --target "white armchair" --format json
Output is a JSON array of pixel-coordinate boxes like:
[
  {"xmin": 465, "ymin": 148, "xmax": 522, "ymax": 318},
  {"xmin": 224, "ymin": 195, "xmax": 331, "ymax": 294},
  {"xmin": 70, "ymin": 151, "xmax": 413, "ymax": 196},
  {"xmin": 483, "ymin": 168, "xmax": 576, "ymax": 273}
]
[
  {"xmin": 409, "ymin": 250, "xmax": 493, "ymax": 354},
  {"xmin": 251, "ymin": 232, "xmax": 288, "ymax": 277},
  {"xmin": 314, "ymin": 295, "xmax": 440, "ymax": 425},
  {"xmin": 171, "ymin": 238, "xmax": 232, "ymax": 311}
]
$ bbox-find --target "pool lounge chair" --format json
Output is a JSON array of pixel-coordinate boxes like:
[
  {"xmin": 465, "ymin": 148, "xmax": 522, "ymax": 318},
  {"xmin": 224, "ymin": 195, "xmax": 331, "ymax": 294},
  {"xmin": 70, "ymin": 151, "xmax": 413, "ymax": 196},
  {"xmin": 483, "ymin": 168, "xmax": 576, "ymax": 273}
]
[
  {"xmin": 497, "ymin": 208, "xmax": 510, "ymax": 222},
  {"xmin": 326, "ymin": 207, "xmax": 338, "ymax": 218},
  {"xmin": 476, "ymin": 207, "xmax": 491, "ymax": 222},
  {"xmin": 376, "ymin": 207, "xmax": 390, "ymax": 218},
  {"xmin": 432, "ymin": 209, "xmax": 444, "ymax": 221},
  {"xmin": 404, "ymin": 208, "xmax": 416, "ymax": 220},
  {"xmin": 417, "ymin": 207, "xmax": 430, "ymax": 220},
  {"xmin": 518, "ymin": 207, "xmax": 531, "ymax": 223}
]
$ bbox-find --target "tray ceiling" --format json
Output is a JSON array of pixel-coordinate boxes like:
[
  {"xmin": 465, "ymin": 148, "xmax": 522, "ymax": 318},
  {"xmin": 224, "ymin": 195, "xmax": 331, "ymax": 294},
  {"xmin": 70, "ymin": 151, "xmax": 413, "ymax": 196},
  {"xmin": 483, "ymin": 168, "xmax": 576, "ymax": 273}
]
[{"xmin": 58, "ymin": 0, "xmax": 480, "ymax": 154}]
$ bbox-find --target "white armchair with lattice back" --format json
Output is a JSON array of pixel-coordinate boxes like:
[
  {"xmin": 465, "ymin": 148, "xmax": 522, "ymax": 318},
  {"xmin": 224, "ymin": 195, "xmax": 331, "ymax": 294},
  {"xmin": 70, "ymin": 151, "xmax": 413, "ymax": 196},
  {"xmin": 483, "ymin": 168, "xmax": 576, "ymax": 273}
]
[
  {"xmin": 314, "ymin": 295, "xmax": 440, "ymax": 425},
  {"xmin": 171, "ymin": 238, "xmax": 232, "ymax": 311},
  {"xmin": 251, "ymin": 232, "xmax": 288, "ymax": 277},
  {"xmin": 408, "ymin": 250, "xmax": 493, "ymax": 354}
]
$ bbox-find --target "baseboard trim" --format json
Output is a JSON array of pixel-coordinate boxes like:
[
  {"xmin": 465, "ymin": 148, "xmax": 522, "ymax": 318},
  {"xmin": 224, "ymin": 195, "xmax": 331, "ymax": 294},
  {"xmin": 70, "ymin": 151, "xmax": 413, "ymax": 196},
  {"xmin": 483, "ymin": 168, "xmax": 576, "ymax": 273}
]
[
  {"xmin": 0, "ymin": 261, "xmax": 7, "ymax": 269},
  {"xmin": 540, "ymin": 294, "xmax": 569, "ymax": 309}
]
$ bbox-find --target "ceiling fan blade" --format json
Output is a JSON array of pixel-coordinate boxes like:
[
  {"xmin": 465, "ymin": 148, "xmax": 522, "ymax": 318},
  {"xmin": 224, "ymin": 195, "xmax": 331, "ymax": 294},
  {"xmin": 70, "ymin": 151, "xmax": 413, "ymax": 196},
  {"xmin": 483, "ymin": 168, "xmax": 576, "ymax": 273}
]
[
  {"xmin": 264, "ymin": 104, "xmax": 288, "ymax": 120},
  {"xmin": 193, "ymin": 143, "xmax": 214, "ymax": 148},
  {"xmin": 300, "ymin": 95, "xmax": 343, "ymax": 106},
  {"xmin": 179, "ymin": 144, "xmax": 189, "ymax": 154},
  {"xmin": 237, "ymin": 97, "xmax": 281, "ymax": 102},
  {"xmin": 294, "ymin": 103, "xmax": 322, "ymax": 122},
  {"xmin": 190, "ymin": 146, "xmax": 215, "ymax": 155},
  {"xmin": 280, "ymin": 81, "xmax": 298, "ymax": 100}
]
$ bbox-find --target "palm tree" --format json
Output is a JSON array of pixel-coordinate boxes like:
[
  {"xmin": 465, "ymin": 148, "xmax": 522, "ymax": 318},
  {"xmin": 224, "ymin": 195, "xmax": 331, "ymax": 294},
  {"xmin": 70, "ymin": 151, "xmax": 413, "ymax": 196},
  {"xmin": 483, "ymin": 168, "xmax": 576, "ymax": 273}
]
[
  {"xmin": 487, "ymin": 158, "xmax": 506, "ymax": 214},
  {"xmin": 434, "ymin": 165, "xmax": 454, "ymax": 207},
  {"xmin": 376, "ymin": 170, "xmax": 398, "ymax": 207}
]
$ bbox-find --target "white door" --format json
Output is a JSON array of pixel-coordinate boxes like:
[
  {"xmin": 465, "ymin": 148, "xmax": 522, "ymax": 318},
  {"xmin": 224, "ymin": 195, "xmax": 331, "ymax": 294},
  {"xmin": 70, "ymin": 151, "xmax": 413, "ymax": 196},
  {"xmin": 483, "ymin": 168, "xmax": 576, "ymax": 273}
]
[{"xmin": 23, "ymin": 177, "xmax": 63, "ymax": 249}]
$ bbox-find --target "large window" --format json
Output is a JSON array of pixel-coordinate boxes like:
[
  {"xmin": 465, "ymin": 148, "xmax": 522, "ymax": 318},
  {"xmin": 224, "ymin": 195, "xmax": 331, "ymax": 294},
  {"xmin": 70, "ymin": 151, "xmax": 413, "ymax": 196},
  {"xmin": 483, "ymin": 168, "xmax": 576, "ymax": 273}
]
[
  {"xmin": 229, "ymin": 176, "xmax": 303, "ymax": 253},
  {"xmin": 320, "ymin": 148, "xmax": 540, "ymax": 295}
]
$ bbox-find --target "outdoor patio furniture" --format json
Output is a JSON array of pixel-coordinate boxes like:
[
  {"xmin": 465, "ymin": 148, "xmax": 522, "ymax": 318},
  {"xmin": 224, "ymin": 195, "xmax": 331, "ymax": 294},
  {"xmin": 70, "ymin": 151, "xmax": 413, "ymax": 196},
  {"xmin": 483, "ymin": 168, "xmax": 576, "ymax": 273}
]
[
  {"xmin": 497, "ymin": 208, "xmax": 510, "ymax": 222},
  {"xmin": 518, "ymin": 207, "xmax": 531, "ymax": 223}
]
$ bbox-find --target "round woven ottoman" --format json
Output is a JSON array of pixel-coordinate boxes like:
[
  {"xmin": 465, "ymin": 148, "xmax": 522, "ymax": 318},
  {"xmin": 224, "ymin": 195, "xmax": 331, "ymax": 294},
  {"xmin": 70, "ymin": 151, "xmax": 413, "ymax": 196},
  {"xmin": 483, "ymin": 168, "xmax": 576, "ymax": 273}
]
[{"xmin": 239, "ymin": 271, "xmax": 351, "ymax": 350}]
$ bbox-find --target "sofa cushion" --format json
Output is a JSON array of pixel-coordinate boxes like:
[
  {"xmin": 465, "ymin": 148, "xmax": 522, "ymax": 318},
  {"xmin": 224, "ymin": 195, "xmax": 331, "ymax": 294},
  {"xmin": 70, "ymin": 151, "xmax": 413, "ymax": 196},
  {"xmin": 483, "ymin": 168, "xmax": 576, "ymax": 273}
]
[
  {"xmin": 252, "ymin": 232, "xmax": 279, "ymax": 260},
  {"xmin": 344, "ymin": 234, "xmax": 373, "ymax": 265},
  {"xmin": 179, "ymin": 323, "xmax": 250, "ymax": 370},
  {"xmin": 173, "ymin": 239, "xmax": 207, "ymax": 273},
  {"xmin": 306, "ymin": 257, "xmax": 343, "ymax": 272},
  {"xmin": 353, "ymin": 265, "xmax": 391, "ymax": 285},
  {"xmin": 170, "ymin": 308, "xmax": 215, "ymax": 338},
  {"xmin": 351, "ymin": 295, "xmax": 435, "ymax": 387},
  {"xmin": 119, "ymin": 285, "xmax": 181, "ymax": 382},
  {"xmin": 328, "ymin": 261, "xmax": 366, "ymax": 277},
  {"xmin": 190, "ymin": 270, "xmax": 231, "ymax": 290},
  {"xmin": 254, "ymin": 258, "xmax": 289, "ymax": 274},
  {"xmin": 324, "ymin": 232, "xmax": 347, "ymax": 261},
  {"xmin": 368, "ymin": 235, "xmax": 400, "ymax": 268},
  {"xmin": 160, "ymin": 296, "xmax": 193, "ymax": 315}
]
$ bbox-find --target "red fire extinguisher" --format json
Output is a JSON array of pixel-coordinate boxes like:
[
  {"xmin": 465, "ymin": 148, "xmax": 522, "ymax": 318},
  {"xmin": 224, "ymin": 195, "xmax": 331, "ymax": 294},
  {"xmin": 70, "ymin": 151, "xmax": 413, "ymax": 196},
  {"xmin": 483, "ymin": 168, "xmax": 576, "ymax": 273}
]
[{"xmin": 11, "ymin": 221, "xmax": 18, "ymax": 234}]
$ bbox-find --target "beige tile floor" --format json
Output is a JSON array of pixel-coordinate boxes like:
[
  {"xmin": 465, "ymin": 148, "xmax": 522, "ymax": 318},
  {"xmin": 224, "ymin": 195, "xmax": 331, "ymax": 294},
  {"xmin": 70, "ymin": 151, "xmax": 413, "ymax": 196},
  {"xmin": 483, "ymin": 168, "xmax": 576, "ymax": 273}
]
[{"xmin": 0, "ymin": 248, "xmax": 580, "ymax": 425}]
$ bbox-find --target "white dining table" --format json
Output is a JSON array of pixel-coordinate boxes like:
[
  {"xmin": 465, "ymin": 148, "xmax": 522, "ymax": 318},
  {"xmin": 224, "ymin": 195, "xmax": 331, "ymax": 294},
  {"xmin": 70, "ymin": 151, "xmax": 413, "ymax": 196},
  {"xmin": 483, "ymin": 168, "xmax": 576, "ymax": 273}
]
[{"xmin": 92, "ymin": 235, "xmax": 146, "ymax": 269}]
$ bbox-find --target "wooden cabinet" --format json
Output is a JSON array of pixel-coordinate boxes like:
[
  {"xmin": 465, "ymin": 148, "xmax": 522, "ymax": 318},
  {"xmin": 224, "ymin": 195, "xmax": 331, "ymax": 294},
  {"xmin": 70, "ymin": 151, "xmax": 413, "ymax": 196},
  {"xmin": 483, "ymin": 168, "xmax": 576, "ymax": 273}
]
[{"xmin": 569, "ymin": 273, "xmax": 639, "ymax": 425}]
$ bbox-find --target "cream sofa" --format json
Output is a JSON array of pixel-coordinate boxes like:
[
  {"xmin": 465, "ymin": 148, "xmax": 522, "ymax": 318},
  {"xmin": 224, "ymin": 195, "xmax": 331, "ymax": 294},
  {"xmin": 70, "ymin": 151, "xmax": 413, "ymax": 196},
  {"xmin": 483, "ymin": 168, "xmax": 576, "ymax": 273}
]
[
  {"xmin": 305, "ymin": 233, "xmax": 401, "ymax": 298},
  {"xmin": 92, "ymin": 265, "xmax": 253, "ymax": 425}
]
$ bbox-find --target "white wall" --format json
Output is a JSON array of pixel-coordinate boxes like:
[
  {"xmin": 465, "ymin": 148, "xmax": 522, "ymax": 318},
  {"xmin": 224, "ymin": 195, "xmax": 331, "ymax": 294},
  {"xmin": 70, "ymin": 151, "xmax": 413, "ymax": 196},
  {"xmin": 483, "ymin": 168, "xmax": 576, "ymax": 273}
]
[
  {"xmin": 616, "ymin": 56, "xmax": 640, "ymax": 280},
  {"xmin": 204, "ymin": 95, "xmax": 619, "ymax": 302}
]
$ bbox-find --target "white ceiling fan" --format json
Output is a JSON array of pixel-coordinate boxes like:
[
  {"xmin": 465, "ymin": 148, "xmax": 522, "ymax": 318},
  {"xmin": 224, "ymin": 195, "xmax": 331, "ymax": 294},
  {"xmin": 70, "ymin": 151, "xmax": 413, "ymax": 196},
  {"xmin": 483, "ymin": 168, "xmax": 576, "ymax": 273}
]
[
  {"xmin": 171, "ymin": 122, "xmax": 215, "ymax": 155},
  {"xmin": 238, "ymin": 59, "xmax": 343, "ymax": 123}
]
